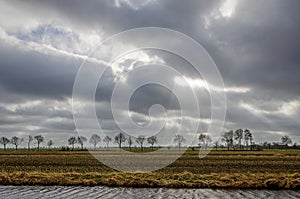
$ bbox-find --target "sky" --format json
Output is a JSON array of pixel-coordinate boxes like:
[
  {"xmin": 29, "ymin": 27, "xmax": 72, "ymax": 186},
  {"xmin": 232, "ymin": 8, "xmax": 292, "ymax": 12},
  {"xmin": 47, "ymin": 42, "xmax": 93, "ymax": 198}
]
[{"xmin": 0, "ymin": 0, "xmax": 299, "ymax": 148}]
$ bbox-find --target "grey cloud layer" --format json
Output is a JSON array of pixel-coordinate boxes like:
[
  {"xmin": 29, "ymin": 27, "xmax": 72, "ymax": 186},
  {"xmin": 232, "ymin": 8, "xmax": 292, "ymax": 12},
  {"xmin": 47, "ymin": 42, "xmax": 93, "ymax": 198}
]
[{"xmin": 0, "ymin": 0, "xmax": 299, "ymax": 147}]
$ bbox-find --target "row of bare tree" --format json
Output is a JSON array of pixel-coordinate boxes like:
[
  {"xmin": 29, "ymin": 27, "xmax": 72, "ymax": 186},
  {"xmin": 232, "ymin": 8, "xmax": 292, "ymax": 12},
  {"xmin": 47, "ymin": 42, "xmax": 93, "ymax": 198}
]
[
  {"xmin": 0, "ymin": 135, "xmax": 51, "ymax": 150},
  {"xmin": 196, "ymin": 129, "xmax": 254, "ymax": 150},
  {"xmin": 200, "ymin": 130, "xmax": 294, "ymax": 150},
  {"xmin": 220, "ymin": 129, "xmax": 253, "ymax": 150},
  {"xmin": 0, "ymin": 130, "xmax": 294, "ymax": 151},
  {"xmin": 66, "ymin": 133, "xmax": 159, "ymax": 151},
  {"xmin": 0, "ymin": 133, "xmax": 185, "ymax": 151}
]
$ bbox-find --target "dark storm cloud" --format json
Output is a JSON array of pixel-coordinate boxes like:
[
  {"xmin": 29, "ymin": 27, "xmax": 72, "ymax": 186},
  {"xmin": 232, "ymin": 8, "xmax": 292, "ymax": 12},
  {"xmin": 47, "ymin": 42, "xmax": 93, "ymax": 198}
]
[
  {"xmin": 206, "ymin": 0, "xmax": 300, "ymax": 98},
  {"xmin": 16, "ymin": 0, "xmax": 219, "ymax": 34},
  {"xmin": 0, "ymin": 41, "xmax": 80, "ymax": 100}
]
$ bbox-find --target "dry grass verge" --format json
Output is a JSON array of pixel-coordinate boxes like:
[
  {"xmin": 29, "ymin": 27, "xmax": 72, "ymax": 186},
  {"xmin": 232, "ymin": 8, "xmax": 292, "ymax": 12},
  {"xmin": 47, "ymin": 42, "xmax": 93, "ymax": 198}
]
[{"xmin": 0, "ymin": 172, "xmax": 300, "ymax": 189}]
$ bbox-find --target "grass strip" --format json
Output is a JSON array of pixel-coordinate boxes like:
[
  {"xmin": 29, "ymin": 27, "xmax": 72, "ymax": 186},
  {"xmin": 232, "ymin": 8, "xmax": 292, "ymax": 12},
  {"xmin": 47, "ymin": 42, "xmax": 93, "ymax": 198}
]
[{"xmin": 0, "ymin": 171, "xmax": 300, "ymax": 189}]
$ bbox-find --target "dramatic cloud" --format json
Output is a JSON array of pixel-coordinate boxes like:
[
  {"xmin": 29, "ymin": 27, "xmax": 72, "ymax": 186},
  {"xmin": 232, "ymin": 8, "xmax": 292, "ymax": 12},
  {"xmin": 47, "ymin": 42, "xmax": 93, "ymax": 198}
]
[{"xmin": 0, "ymin": 0, "xmax": 299, "ymax": 148}]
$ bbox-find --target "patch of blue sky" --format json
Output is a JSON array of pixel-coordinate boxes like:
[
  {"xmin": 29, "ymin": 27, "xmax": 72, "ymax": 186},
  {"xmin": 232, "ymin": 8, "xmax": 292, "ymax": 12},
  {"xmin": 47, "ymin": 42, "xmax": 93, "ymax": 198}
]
[{"xmin": 11, "ymin": 24, "xmax": 84, "ymax": 54}]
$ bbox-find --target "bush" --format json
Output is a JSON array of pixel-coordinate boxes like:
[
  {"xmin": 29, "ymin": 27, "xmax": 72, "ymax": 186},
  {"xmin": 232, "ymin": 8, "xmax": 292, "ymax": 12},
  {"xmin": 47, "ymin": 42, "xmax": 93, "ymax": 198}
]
[{"xmin": 60, "ymin": 146, "xmax": 70, "ymax": 151}]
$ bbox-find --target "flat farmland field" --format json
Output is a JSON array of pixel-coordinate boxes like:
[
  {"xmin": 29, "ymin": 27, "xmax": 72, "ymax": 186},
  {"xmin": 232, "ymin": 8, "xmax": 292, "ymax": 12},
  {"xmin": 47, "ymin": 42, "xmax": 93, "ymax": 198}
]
[{"xmin": 0, "ymin": 150, "xmax": 300, "ymax": 189}]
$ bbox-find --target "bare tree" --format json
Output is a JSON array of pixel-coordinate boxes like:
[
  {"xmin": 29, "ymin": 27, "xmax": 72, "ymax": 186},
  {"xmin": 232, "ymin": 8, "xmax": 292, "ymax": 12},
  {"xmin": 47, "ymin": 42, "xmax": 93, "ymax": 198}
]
[
  {"xmin": 263, "ymin": 141, "xmax": 271, "ymax": 150},
  {"xmin": 214, "ymin": 141, "xmax": 219, "ymax": 150},
  {"xmin": 136, "ymin": 135, "xmax": 146, "ymax": 151},
  {"xmin": 281, "ymin": 135, "xmax": 292, "ymax": 149},
  {"xmin": 127, "ymin": 136, "xmax": 133, "ymax": 151},
  {"xmin": 11, "ymin": 136, "xmax": 24, "ymax": 150},
  {"xmin": 147, "ymin": 136, "xmax": 157, "ymax": 150},
  {"xmin": 174, "ymin": 134, "xmax": 186, "ymax": 149},
  {"xmin": 47, "ymin": 140, "xmax": 54, "ymax": 149},
  {"xmin": 234, "ymin": 129, "xmax": 243, "ymax": 149},
  {"xmin": 199, "ymin": 133, "xmax": 212, "ymax": 150},
  {"xmin": 77, "ymin": 136, "xmax": 87, "ymax": 150},
  {"xmin": 0, "ymin": 137, "xmax": 10, "ymax": 150},
  {"xmin": 103, "ymin": 135, "xmax": 112, "ymax": 149},
  {"xmin": 89, "ymin": 134, "xmax": 101, "ymax": 148},
  {"xmin": 28, "ymin": 135, "xmax": 33, "ymax": 150},
  {"xmin": 222, "ymin": 131, "xmax": 233, "ymax": 150},
  {"xmin": 114, "ymin": 133, "xmax": 127, "ymax": 149},
  {"xmin": 34, "ymin": 135, "xmax": 44, "ymax": 150},
  {"xmin": 68, "ymin": 136, "xmax": 77, "ymax": 150},
  {"xmin": 244, "ymin": 129, "xmax": 252, "ymax": 150}
]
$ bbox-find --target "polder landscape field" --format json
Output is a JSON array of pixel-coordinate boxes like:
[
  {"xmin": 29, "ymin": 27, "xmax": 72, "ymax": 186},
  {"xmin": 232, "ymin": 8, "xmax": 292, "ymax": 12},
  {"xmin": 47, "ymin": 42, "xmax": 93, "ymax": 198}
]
[{"xmin": 0, "ymin": 149, "xmax": 300, "ymax": 189}]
